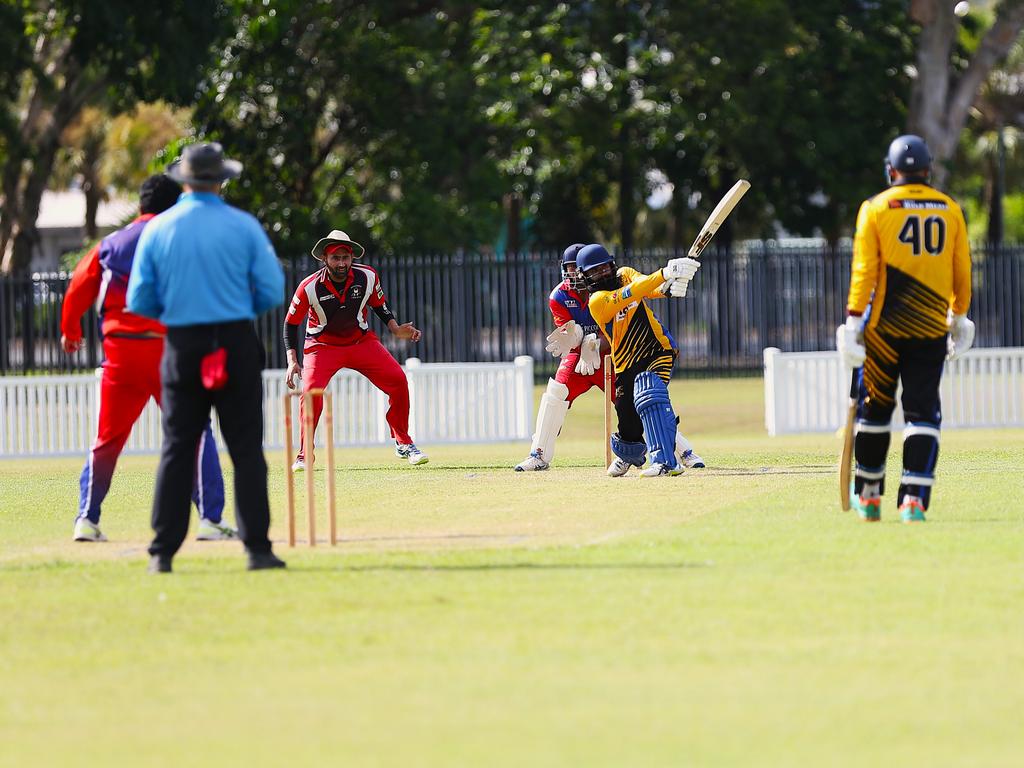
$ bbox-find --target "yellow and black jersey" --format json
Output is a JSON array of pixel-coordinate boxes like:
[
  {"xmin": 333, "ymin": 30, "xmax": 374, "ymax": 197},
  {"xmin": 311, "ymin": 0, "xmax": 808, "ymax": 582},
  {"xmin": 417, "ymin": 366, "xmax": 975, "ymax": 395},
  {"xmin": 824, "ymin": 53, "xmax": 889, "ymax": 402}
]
[
  {"xmin": 849, "ymin": 182, "xmax": 972, "ymax": 339},
  {"xmin": 587, "ymin": 266, "xmax": 675, "ymax": 376}
]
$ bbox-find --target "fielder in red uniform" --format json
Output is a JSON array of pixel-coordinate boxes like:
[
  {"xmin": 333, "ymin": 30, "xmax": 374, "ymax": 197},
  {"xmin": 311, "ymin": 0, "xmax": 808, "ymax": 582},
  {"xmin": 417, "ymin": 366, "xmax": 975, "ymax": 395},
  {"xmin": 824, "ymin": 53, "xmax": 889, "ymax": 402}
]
[
  {"xmin": 515, "ymin": 244, "xmax": 705, "ymax": 472},
  {"xmin": 284, "ymin": 229, "xmax": 428, "ymax": 467},
  {"xmin": 60, "ymin": 174, "xmax": 232, "ymax": 543}
]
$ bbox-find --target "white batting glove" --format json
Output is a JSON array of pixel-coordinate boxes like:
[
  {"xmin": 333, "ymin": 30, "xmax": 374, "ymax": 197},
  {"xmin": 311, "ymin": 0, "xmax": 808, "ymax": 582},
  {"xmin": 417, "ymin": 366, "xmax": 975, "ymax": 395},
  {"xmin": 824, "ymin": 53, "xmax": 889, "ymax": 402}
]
[
  {"xmin": 835, "ymin": 316, "xmax": 866, "ymax": 368},
  {"xmin": 662, "ymin": 257, "xmax": 701, "ymax": 281},
  {"xmin": 575, "ymin": 334, "xmax": 600, "ymax": 375},
  {"xmin": 544, "ymin": 320, "xmax": 583, "ymax": 357},
  {"xmin": 661, "ymin": 279, "xmax": 691, "ymax": 298},
  {"xmin": 947, "ymin": 314, "xmax": 975, "ymax": 361}
]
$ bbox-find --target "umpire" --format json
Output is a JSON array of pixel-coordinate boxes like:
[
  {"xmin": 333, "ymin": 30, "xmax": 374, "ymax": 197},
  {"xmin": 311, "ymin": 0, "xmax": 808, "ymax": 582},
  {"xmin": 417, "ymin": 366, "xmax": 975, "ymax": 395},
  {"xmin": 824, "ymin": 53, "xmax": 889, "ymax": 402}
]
[{"xmin": 127, "ymin": 142, "xmax": 287, "ymax": 572}]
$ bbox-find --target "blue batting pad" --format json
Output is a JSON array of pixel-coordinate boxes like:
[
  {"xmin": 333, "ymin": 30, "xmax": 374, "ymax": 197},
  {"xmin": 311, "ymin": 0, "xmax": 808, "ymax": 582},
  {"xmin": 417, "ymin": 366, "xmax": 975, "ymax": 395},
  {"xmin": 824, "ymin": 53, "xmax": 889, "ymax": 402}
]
[
  {"xmin": 611, "ymin": 433, "xmax": 647, "ymax": 467},
  {"xmin": 634, "ymin": 371, "xmax": 678, "ymax": 468}
]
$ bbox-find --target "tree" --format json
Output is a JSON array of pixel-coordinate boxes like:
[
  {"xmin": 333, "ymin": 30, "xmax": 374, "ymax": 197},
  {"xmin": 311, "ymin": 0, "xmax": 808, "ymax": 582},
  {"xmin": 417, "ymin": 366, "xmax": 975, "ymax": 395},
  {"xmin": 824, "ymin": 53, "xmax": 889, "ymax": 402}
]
[
  {"xmin": 909, "ymin": 0, "xmax": 1024, "ymax": 188},
  {"xmin": 52, "ymin": 102, "xmax": 191, "ymax": 238},
  {"xmin": 0, "ymin": 1, "xmax": 231, "ymax": 274}
]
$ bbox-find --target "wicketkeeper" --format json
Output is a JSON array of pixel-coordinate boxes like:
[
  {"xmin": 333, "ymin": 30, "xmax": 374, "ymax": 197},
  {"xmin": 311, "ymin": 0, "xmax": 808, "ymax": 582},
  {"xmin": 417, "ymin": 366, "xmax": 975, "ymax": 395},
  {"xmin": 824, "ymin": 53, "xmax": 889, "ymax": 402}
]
[
  {"xmin": 516, "ymin": 244, "xmax": 704, "ymax": 472},
  {"xmin": 836, "ymin": 135, "xmax": 974, "ymax": 522},
  {"xmin": 576, "ymin": 244, "xmax": 702, "ymax": 476}
]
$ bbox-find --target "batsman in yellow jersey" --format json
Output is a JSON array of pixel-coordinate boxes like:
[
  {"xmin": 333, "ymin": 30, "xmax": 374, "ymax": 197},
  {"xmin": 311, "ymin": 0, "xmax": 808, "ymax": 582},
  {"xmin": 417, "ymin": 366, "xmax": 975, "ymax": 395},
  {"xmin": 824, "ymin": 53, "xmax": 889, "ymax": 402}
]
[
  {"xmin": 836, "ymin": 135, "xmax": 975, "ymax": 523},
  {"xmin": 575, "ymin": 243, "xmax": 701, "ymax": 477}
]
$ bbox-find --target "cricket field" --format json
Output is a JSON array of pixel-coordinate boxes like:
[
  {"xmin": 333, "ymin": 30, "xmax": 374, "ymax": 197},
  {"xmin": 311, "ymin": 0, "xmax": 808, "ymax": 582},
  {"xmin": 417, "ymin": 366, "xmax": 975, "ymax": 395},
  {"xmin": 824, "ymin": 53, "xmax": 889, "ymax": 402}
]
[{"xmin": 2, "ymin": 377, "xmax": 1022, "ymax": 767}]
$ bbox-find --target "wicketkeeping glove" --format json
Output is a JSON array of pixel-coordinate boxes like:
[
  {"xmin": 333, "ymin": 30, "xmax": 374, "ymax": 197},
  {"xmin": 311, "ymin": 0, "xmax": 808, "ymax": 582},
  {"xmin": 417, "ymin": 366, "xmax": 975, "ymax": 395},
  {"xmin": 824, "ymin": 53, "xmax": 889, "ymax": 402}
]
[
  {"xmin": 835, "ymin": 315, "xmax": 866, "ymax": 368},
  {"xmin": 544, "ymin": 320, "xmax": 584, "ymax": 357},
  {"xmin": 575, "ymin": 334, "xmax": 601, "ymax": 376},
  {"xmin": 947, "ymin": 314, "xmax": 975, "ymax": 361}
]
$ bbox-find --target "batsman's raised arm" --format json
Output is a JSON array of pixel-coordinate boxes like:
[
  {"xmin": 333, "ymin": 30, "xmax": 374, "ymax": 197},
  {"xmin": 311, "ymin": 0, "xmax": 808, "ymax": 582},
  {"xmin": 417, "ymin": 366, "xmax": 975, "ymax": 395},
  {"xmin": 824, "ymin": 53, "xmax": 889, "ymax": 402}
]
[{"xmin": 586, "ymin": 267, "xmax": 677, "ymax": 325}]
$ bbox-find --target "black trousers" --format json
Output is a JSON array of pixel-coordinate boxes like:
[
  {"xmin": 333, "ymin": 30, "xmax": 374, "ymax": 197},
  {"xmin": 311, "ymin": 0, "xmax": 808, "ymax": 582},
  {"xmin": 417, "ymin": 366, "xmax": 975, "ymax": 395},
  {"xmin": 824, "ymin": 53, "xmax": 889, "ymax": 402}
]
[
  {"xmin": 613, "ymin": 352, "xmax": 676, "ymax": 443},
  {"xmin": 855, "ymin": 331, "xmax": 947, "ymax": 507},
  {"xmin": 149, "ymin": 320, "xmax": 272, "ymax": 558}
]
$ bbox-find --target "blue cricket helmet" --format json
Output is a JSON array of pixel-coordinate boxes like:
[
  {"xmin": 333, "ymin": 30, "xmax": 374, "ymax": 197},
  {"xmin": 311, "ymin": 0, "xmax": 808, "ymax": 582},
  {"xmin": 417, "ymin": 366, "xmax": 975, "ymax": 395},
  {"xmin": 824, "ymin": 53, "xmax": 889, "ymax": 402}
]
[
  {"xmin": 575, "ymin": 243, "xmax": 614, "ymax": 274},
  {"xmin": 886, "ymin": 135, "xmax": 931, "ymax": 182}
]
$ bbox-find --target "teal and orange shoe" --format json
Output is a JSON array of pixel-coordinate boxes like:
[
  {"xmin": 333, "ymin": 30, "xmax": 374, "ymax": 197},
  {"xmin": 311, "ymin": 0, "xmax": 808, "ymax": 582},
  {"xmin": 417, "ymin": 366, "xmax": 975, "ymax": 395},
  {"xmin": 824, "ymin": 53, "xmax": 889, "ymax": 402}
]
[
  {"xmin": 851, "ymin": 493, "xmax": 881, "ymax": 522},
  {"xmin": 899, "ymin": 497, "xmax": 927, "ymax": 523}
]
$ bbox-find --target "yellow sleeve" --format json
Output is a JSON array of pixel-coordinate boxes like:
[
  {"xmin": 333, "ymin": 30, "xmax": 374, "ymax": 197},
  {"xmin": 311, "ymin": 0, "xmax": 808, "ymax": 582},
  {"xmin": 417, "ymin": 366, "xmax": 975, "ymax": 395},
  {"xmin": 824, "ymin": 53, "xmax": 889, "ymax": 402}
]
[
  {"xmin": 950, "ymin": 202, "xmax": 972, "ymax": 315},
  {"xmin": 588, "ymin": 267, "xmax": 667, "ymax": 324},
  {"xmin": 848, "ymin": 199, "xmax": 879, "ymax": 314}
]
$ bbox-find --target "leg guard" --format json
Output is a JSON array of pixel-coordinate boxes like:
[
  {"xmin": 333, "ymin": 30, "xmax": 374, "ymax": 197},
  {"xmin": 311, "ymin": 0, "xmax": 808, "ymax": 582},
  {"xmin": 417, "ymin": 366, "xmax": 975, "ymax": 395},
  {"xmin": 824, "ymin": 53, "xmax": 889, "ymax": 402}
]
[
  {"xmin": 634, "ymin": 371, "xmax": 678, "ymax": 469},
  {"xmin": 899, "ymin": 421, "xmax": 940, "ymax": 509},
  {"xmin": 853, "ymin": 418, "xmax": 891, "ymax": 496},
  {"xmin": 530, "ymin": 379, "xmax": 570, "ymax": 463},
  {"xmin": 611, "ymin": 432, "xmax": 646, "ymax": 467}
]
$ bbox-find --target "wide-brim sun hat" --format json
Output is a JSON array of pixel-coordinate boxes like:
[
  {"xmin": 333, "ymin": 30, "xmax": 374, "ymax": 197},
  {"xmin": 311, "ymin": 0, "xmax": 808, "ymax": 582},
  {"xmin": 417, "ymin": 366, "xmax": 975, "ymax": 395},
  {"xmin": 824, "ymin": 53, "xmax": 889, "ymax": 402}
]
[
  {"xmin": 166, "ymin": 142, "xmax": 243, "ymax": 186},
  {"xmin": 311, "ymin": 229, "xmax": 366, "ymax": 261}
]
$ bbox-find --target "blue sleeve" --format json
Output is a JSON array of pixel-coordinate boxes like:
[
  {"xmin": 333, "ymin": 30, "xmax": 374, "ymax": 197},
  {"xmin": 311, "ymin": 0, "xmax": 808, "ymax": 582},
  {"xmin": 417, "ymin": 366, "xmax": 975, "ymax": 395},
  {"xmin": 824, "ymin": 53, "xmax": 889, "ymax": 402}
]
[
  {"xmin": 126, "ymin": 227, "xmax": 163, "ymax": 319},
  {"xmin": 248, "ymin": 218, "xmax": 285, "ymax": 314}
]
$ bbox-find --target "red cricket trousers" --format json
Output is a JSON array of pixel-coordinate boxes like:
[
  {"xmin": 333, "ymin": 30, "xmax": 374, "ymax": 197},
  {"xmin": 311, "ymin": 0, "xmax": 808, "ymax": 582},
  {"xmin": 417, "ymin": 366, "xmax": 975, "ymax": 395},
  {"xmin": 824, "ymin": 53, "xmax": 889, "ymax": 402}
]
[
  {"xmin": 556, "ymin": 350, "xmax": 615, "ymax": 404},
  {"xmin": 298, "ymin": 334, "xmax": 413, "ymax": 459}
]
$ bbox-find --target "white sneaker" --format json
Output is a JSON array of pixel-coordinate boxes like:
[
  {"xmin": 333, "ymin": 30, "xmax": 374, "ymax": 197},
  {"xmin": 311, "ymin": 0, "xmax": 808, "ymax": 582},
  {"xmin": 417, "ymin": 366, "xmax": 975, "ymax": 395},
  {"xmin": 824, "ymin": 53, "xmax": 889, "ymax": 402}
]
[
  {"xmin": 291, "ymin": 458, "xmax": 306, "ymax": 473},
  {"xmin": 73, "ymin": 517, "xmax": 108, "ymax": 542},
  {"xmin": 514, "ymin": 452, "xmax": 549, "ymax": 472},
  {"xmin": 640, "ymin": 462, "xmax": 684, "ymax": 477},
  {"xmin": 607, "ymin": 458, "xmax": 634, "ymax": 477},
  {"xmin": 679, "ymin": 449, "xmax": 706, "ymax": 469},
  {"xmin": 396, "ymin": 443, "xmax": 429, "ymax": 466},
  {"xmin": 196, "ymin": 519, "xmax": 238, "ymax": 541}
]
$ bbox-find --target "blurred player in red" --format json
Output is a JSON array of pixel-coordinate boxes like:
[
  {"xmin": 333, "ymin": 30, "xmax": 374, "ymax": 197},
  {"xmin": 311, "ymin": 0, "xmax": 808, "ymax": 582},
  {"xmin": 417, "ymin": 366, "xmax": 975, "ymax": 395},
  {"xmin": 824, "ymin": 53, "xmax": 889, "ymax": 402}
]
[
  {"xmin": 515, "ymin": 244, "xmax": 704, "ymax": 472},
  {"xmin": 60, "ymin": 174, "xmax": 231, "ymax": 543},
  {"xmin": 284, "ymin": 229, "xmax": 427, "ymax": 468}
]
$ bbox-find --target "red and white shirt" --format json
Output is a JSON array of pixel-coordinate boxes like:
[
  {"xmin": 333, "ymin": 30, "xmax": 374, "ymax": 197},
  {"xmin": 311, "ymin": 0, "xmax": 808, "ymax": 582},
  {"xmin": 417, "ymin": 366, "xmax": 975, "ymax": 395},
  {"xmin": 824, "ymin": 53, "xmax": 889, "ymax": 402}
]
[{"xmin": 285, "ymin": 264, "xmax": 395, "ymax": 349}]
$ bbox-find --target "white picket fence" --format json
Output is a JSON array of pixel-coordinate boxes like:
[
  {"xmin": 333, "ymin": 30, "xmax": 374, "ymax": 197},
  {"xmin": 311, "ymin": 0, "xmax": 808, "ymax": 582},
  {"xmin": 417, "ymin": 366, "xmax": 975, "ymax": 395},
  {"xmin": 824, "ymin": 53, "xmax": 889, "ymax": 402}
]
[
  {"xmin": 0, "ymin": 356, "xmax": 534, "ymax": 458},
  {"xmin": 763, "ymin": 346, "xmax": 1024, "ymax": 435}
]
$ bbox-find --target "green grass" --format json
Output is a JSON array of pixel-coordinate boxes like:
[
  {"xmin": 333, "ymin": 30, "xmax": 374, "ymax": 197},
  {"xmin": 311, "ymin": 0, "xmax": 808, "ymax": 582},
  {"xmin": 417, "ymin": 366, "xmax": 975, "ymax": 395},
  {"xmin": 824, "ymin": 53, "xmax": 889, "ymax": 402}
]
[{"xmin": 2, "ymin": 377, "xmax": 1023, "ymax": 767}]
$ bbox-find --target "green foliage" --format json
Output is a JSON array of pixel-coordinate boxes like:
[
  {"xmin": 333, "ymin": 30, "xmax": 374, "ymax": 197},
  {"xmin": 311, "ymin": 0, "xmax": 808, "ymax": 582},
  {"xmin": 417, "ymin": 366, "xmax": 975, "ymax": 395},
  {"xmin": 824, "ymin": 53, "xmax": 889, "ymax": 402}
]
[{"xmin": 185, "ymin": 2, "xmax": 918, "ymax": 254}]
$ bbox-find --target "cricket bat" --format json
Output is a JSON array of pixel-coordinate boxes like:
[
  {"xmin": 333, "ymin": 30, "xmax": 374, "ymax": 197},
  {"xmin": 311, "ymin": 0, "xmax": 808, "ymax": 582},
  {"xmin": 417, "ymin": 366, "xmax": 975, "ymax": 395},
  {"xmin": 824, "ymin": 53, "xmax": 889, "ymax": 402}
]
[
  {"xmin": 688, "ymin": 179, "xmax": 751, "ymax": 259},
  {"xmin": 838, "ymin": 368, "xmax": 859, "ymax": 511}
]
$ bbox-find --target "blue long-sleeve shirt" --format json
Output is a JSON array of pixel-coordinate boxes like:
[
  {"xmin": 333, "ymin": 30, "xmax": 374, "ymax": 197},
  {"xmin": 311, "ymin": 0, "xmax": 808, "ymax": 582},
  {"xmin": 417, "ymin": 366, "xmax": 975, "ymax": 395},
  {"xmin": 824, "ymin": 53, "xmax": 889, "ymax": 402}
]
[{"xmin": 127, "ymin": 192, "xmax": 285, "ymax": 326}]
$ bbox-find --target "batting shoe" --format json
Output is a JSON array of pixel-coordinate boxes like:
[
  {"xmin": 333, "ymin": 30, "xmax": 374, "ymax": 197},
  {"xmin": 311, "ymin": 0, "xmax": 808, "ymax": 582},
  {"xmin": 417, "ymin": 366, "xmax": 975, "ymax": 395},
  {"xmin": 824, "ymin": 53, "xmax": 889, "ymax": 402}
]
[
  {"xmin": 515, "ymin": 451, "xmax": 549, "ymax": 472},
  {"xmin": 73, "ymin": 517, "xmax": 108, "ymax": 542},
  {"xmin": 640, "ymin": 462, "xmax": 684, "ymax": 477},
  {"xmin": 607, "ymin": 458, "xmax": 634, "ymax": 477},
  {"xmin": 679, "ymin": 449, "xmax": 706, "ymax": 469},
  {"xmin": 291, "ymin": 458, "xmax": 306, "ymax": 473},
  {"xmin": 899, "ymin": 496, "xmax": 927, "ymax": 524},
  {"xmin": 851, "ymin": 493, "xmax": 882, "ymax": 522},
  {"xmin": 196, "ymin": 519, "xmax": 239, "ymax": 541},
  {"xmin": 396, "ymin": 443, "xmax": 429, "ymax": 466}
]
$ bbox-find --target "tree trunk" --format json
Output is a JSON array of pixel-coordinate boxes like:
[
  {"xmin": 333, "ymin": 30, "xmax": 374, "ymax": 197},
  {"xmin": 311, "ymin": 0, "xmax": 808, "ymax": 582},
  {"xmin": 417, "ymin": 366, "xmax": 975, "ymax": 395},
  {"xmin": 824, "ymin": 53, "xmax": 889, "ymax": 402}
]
[
  {"xmin": 0, "ymin": 56, "xmax": 102, "ymax": 274},
  {"xmin": 82, "ymin": 136, "xmax": 104, "ymax": 240},
  {"xmin": 908, "ymin": 0, "xmax": 1024, "ymax": 189},
  {"xmin": 505, "ymin": 192, "xmax": 521, "ymax": 255},
  {"xmin": 987, "ymin": 127, "xmax": 1006, "ymax": 245},
  {"xmin": 670, "ymin": 181, "xmax": 688, "ymax": 254},
  {"xmin": 618, "ymin": 123, "xmax": 634, "ymax": 254}
]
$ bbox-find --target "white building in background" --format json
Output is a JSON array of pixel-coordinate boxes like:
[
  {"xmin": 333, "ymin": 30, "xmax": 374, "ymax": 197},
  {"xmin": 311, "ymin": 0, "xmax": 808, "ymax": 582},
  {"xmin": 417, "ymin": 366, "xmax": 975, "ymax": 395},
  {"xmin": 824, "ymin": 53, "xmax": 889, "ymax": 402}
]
[{"xmin": 31, "ymin": 189, "xmax": 136, "ymax": 273}]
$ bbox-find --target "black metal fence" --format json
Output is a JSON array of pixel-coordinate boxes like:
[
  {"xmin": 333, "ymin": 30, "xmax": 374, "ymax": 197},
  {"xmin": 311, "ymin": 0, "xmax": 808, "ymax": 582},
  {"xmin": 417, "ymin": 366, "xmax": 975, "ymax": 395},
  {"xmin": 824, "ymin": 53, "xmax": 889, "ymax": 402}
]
[{"xmin": 2, "ymin": 244, "xmax": 1022, "ymax": 378}]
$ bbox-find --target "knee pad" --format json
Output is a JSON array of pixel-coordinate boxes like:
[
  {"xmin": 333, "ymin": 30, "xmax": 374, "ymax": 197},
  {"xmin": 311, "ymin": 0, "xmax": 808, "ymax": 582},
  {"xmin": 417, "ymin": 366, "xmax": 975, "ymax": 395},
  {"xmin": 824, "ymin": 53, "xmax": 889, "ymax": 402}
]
[
  {"xmin": 531, "ymin": 379, "xmax": 570, "ymax": 462},
  {"xmin": 611, "ymin": 433, "xmax": 647, "ymax": 467},
  {"xmin": 634, "ymin": 371, "xmax": 678, "ymax": 468}
]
